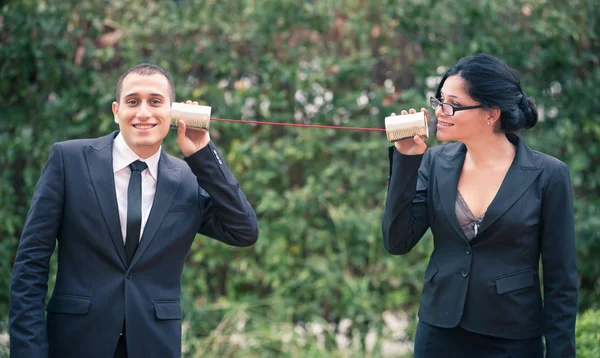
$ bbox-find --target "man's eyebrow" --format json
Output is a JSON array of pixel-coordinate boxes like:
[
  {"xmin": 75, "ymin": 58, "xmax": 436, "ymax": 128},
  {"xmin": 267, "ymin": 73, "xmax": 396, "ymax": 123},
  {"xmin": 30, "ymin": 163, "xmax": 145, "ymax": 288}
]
[{"xmin": 123, "ymin": 93, "xmax": 166, "ymax": 98}]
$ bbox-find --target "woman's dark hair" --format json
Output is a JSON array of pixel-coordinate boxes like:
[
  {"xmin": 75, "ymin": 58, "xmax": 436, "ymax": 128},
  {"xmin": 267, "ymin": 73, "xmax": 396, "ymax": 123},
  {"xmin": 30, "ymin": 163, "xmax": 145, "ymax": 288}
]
[{"xmin": 435, "ymin": 53, "xmax": 537, "ymax": 139}]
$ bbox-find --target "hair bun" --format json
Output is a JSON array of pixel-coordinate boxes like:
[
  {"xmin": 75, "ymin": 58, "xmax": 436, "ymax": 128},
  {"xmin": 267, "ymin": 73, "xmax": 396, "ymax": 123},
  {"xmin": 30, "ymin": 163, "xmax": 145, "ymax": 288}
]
[
  {"xmin": 519, "ymin": 93, "xmax": 538, "ymax": 129},
  {"xmin": 519, "ymin": 93, "xmax": 528, "ymax": 109}
]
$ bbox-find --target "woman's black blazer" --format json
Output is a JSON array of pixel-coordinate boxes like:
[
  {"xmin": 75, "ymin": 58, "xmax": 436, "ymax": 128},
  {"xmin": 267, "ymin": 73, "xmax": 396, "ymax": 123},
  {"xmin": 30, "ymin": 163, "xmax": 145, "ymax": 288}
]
[{"xmin": 382, "ymin": 138, "xmax": 577, "ymax": 358}]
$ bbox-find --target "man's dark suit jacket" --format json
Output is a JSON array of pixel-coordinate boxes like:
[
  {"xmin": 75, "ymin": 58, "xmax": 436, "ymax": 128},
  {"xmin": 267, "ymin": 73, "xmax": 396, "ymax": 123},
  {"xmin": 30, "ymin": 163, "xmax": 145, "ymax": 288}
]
[
  {"xmin": 382, "ymin": 138, "xmax": 577, "ymax": 358},
  {"xmin": 9, "ymin": 131, "xmax": 259, "ymax": 358}
]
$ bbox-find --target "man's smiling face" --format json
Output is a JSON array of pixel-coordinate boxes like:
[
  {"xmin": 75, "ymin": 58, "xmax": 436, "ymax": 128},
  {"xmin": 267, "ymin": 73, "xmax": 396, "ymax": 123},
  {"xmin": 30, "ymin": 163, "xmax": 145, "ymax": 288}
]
[{"xmin": 112, "ymin": 73, "xmax": 172, "ymax": 158}]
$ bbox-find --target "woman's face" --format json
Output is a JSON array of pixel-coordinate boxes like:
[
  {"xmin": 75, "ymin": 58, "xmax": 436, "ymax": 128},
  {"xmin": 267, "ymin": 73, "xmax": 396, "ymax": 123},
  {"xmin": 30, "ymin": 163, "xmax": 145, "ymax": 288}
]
[{"xmin": 435, "ymin": 75, "xmax": 490, "ymax": 142}]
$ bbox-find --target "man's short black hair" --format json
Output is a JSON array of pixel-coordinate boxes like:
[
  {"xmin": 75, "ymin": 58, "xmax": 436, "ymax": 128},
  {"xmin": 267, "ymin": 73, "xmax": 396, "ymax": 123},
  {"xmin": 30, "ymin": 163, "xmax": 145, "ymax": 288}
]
[{"xmin": 115, "ymin": 63, "xmax": 176, "ymax": 103}]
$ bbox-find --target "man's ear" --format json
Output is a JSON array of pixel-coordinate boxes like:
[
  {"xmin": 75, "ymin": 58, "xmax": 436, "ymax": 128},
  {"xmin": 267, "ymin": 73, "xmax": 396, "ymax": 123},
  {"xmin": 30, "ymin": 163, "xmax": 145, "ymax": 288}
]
[{"xmin": 112, "ymin": 101, "xmax": 119, "ymax": 124}]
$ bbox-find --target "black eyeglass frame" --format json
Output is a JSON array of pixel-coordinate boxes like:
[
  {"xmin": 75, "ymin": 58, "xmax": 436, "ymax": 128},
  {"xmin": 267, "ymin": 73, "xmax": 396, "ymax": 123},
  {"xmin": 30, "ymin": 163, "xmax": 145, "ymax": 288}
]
[{"xmin": 430, "ymin": 96, "xmax": 485, "ymax": 116}]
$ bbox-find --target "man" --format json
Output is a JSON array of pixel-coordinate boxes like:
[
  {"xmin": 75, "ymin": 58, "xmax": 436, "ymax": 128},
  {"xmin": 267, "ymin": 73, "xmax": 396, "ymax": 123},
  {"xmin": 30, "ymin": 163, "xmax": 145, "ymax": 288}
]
[{"xmin": 9, "ymin": 63, "xmax": 259, "ymax": 358}]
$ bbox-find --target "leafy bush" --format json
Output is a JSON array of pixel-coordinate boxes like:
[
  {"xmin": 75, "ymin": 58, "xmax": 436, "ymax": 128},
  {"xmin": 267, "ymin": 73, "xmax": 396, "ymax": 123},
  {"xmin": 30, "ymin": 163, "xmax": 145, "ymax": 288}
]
[
  {"xmin": 576, "ymin": 309, "xmax": 600, "ymax": 358},
  {"xmin": 1, "ymin": 0, "xmax": 598, "ymax": 356}
]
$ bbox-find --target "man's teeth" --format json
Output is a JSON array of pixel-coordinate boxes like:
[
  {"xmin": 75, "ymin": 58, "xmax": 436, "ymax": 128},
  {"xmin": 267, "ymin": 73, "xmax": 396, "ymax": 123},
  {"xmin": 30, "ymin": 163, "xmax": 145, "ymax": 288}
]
[
  {"xmin": 135, "ymin": 124, "xmax": 155, "ymax": 129},
  {"xmin": 438, "ymin": 121, "xmax": 454, "ymax": 126}
]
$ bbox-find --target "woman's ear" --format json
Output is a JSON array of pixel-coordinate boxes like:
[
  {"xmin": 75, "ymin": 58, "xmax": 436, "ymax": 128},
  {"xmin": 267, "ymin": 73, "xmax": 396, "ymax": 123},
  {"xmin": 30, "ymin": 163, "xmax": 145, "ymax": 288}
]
[{"xmin": 486, "ymin": 107, "xmax": 501, "ymax": 126}]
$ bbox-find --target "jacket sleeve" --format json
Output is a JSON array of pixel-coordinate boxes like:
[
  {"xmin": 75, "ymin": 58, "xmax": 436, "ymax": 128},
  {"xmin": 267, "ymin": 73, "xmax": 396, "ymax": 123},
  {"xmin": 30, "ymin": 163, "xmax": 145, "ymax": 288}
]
[
  {"xmin": 9, "ymin": 144, "xmax": 63, "ymax": 358},
  {"xmin": 184, "ymin": 141, "xmax": 259, "ymax": 247},
  {"xmin": 541, "ymin": 162, "xmax": 578, "ymax": 358},
  {"xmin": 382, "ymin": 146, "xmax": 431, "ymax": 255}
]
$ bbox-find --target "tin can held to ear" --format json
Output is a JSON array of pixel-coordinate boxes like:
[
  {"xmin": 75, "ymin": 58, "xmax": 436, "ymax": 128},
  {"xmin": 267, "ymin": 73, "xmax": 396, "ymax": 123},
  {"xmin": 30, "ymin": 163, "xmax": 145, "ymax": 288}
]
[
  {"xmin": 170, "ymin": 102, "xmax": 212, "ymax": 130},
  {"xmin": 384, "ymin": 111, "xmax": 429, "ymax": 142}
]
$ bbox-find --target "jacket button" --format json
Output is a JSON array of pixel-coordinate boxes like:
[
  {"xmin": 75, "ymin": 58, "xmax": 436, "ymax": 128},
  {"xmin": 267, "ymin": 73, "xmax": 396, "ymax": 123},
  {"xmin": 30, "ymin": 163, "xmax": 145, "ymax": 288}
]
[
  {"xmin": 126, "ymin": 271, "xmax": 132, "ymax": 279},
  {"xmin": 460, "ymin": 268, "xmax": 469, "ymax": 278},
  {"xmin": 465, "ymin": 247, "xmax": 471, "ymax": 255}
]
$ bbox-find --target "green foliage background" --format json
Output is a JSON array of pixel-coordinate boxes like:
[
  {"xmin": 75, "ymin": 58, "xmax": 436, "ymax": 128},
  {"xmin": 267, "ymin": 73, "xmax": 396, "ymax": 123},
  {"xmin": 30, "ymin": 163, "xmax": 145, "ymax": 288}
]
[{"xmin": 1, "ymin": 0, "xmax": 599, "ymax": 356}]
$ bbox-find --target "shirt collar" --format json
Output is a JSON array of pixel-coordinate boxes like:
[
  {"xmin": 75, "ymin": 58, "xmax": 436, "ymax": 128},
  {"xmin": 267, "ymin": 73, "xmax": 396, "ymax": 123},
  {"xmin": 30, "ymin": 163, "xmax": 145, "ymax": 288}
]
[{"xmin": 112, "ymin": 132, "xmax": 161, "ymax": 180}]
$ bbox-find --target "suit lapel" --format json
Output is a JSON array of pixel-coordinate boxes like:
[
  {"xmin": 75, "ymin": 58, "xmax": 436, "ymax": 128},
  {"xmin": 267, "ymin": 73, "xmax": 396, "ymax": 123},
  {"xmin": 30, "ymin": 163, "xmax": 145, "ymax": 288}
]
[
  {"xmin": 129, "ymin": 151, "xmax": 181, "ymax": 268},
  {"xmin": 475, "ymin": 139, "xmax": 542, "ymax": 237},
  {"xmin": 436, "ymin": 144, "xmax": 469, "ymax": 242},
  {"xmin": 85, "ymin": 132, "xmax": 127, "ymax": 268}
]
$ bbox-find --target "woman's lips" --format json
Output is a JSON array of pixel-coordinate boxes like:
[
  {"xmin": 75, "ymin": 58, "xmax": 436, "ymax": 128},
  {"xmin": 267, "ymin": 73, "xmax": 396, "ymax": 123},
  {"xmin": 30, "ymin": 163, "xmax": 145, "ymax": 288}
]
[{"xmin": 437, "ymin": 120, "xmax": 454, "ymax": 127}]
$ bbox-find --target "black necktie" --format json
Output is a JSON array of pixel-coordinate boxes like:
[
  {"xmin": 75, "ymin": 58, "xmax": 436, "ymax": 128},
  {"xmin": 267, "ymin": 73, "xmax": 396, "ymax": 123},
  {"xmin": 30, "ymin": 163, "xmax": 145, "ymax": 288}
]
[{"xmin": 125, "ymin": 160, "xmax": 147, "ymax": 265}]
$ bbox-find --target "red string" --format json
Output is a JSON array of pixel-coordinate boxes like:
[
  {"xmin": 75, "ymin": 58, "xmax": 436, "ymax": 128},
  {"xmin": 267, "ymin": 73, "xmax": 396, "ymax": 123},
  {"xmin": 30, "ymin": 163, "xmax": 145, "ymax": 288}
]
[{"xmin": 210, "ymin": 117, "xmax": 386, "ymax": 132}]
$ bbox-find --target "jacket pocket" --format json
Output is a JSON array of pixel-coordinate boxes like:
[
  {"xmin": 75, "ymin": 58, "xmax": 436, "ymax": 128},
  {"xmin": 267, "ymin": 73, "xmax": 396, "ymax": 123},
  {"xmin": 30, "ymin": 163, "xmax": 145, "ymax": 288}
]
[
  {"xmin": 46, "ymin": 294, "xmax": 91, "ymax": 315},
  {"xmin": 169, "ymin": 204, "xmax": 195, "ymax": 212},
  {"xmin": 154, "ymin": 301, "xmax": 181, "ymax": 320},
  {"xmin": 424, "ymin": 261, "xmax": 439, "ymax": 282},
  {"xmin": 495, "ymin": 269, "xmax": 534, "ymax": 295}
]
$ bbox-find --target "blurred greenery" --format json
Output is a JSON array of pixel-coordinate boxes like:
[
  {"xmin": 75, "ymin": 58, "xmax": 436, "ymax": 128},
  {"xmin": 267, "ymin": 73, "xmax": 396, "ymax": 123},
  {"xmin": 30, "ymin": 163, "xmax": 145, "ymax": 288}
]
[
  {"xmin": 1, "ymin": 0, "xmax": 599, "ymax": 356},
  {"xmin": 575, "ymin": 309, "xmax": 600, "ymax": 358}
]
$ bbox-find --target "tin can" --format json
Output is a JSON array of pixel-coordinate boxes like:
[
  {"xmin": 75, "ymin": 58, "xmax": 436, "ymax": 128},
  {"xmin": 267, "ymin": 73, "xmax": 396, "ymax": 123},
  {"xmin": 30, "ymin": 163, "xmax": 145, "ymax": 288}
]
[
  {"xmin": 384, "ymin": 111, "xmax": 429, "ymax": 142},
  {"xmin": 170, "ymin": 102, "xmax": 212, "ymax": 130}
]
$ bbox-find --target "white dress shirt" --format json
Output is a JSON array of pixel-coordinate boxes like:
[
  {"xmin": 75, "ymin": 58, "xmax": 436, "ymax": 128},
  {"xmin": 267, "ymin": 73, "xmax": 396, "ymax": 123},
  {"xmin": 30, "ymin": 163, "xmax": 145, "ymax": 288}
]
[{"xmin": 112, "ymin": 133, "xmax": 161, "ymax": 243}]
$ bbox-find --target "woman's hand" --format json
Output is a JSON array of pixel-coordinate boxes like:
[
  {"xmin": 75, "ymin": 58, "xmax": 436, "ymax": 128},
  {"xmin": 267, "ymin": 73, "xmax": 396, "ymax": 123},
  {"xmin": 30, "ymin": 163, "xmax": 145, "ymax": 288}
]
[{"xmin": 393, "ymin": 108, "xmax": 428, "ymax": 155}]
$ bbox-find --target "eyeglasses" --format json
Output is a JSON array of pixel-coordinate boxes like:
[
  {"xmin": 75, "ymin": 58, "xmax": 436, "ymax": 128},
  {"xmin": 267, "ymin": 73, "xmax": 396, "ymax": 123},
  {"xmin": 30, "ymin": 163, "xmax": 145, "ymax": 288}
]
[{"xmin": 430, "ymin": 97, "xmax": 484, "ymax": 116}]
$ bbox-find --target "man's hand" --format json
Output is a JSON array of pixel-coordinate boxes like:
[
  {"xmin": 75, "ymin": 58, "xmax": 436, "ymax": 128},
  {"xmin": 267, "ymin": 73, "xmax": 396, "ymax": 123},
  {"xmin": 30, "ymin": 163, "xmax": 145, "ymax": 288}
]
[{"xmin": 176, "ymin": 100, "xmax": 211, "ymax": 157}]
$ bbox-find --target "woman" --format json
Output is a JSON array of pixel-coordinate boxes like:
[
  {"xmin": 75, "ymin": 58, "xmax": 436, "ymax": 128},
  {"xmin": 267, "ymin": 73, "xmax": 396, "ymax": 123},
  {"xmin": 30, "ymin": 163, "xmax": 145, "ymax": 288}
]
[{"xmin": 382, "ymin": 53, "xmax": 577, "ymax": 358}]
